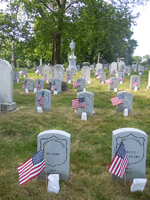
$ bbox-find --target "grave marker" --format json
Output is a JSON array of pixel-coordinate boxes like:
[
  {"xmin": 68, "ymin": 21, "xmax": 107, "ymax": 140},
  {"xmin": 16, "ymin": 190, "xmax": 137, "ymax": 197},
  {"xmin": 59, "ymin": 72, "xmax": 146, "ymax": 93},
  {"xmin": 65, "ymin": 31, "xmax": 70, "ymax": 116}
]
[{"xmin": 36, "ymin": 89, "xmax": 51, "ymax": 111}]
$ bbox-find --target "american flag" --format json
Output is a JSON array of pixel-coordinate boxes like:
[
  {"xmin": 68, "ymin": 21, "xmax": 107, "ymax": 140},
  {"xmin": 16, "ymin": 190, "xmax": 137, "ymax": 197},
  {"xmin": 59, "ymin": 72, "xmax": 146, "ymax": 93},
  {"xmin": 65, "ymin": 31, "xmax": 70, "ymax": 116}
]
[
  {"xmin": 73, "ymin": 79, "xmax": 81, "ymax": 88},
  {"xmin": 19, "ymin": 71, "xmax": 23, "ymax": 74},
  {"xmin": 105, "ymin": 78, "xmax": 113, "ymax": 85},
  {"xmin": 104, "ymin": 66, "xmax": 106, "ymax": 70},
  {"xmin": 22, "ymin": 80, "xmax": 27, "ymax": 88},
  {"xmin": 38, "ymin": 91, "xmax": 44, "ymax": 106},
  {"xmin": 120, "ymin": 75, "xmax": 124, "ymax": 82},
  {"xmin": 37, "ymin": 81, "xmax": 41, "ymax": 90},
  {"xmin": 113, "ymin": 69, "xmax": 116, "ymax": 74},
  {"xmin": 108, "ymin": 141, "xmax": 129, "ymax": 178},
  {"xmin": 97, "ymin": 74, "xmax": 102, "ymax": 80},
  {"xmin": 133, "ymin": 79, "xmax": 137, "ymax": 87},
  {"xmin": 125, "ymin": 69, "xmax": 128, "ymax": 74},
  {"xmin": 72, "ymin": 97, "xmax": 85, "ymax": 109},
  {"xmin": 35, "ymin": 70, "xmax": 40, "ymax": 74},
  {"xmin": 44, "ymin": 75, "xmax": 48, "ymax": 81},
  {"xmin": 51, "ymin": 81, "xmax": 56, "ymax": 91},
  {"xmin": 95, "ymin": 72, "xmax": 99, "ymax": 76},
  {"xmin": 17, "ymin": 149, "xmax": 45, "ymax": 186},
  {"xmin": 111, "ymin": 93, "xmax": 124, "ymax": 106},
  {"xmin": 66, "ymin": 75, "xmax": 71, "ymax": 80},
  {"xmin": 139, "ymin": 69, "xmax": 142, "ymax": 72}
]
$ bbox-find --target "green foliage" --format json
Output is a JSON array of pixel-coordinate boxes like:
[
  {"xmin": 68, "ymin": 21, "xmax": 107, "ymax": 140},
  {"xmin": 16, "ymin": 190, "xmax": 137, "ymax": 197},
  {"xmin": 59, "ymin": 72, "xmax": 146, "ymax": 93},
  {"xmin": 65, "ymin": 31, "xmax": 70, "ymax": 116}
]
[{"xmin": 132, "ymin": 56, "xmax": 142, "ymax": 64}]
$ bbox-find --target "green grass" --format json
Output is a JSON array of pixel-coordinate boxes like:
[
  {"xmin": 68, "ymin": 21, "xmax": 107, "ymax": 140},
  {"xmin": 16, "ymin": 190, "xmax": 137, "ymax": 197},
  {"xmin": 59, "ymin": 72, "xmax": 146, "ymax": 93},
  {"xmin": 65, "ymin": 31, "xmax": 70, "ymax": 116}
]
[{"xmin": 0, "ymin": 67, "xmax": 150, "ymax": 200}]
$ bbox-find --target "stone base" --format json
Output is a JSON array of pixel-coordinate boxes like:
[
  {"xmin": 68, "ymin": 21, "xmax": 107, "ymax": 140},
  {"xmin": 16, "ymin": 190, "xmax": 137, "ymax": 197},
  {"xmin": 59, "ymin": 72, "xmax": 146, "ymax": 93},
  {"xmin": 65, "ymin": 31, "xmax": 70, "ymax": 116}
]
[
  {"xmin": 1, "ymin": 102, "xmax": 16, "ymax": 111},
  {"xmin": 147, "ymin": 86, "xmax": 150, "ymax": 90}
]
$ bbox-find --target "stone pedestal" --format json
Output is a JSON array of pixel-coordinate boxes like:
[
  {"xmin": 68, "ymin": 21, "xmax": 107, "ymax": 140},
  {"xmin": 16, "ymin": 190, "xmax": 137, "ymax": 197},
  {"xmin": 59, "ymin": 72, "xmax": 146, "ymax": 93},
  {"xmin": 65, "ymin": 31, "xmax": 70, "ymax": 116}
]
[
  {"xmin": 69, "ymin": 56, "xmax": 77, "ymax": 71},
  {"xmin": 1, "ymin": 102, "xmax": 16, "ymax": 112}
]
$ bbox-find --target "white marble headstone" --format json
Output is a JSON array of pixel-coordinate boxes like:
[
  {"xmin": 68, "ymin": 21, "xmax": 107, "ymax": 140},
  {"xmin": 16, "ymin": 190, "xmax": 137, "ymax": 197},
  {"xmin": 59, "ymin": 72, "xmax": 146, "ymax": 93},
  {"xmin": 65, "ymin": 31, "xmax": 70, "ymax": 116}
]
[
  {"xmin": 51, "ymin": 79, "xmax": 61, "ymax": 94},
  {"xmin": 52, "ymin": 64, "xmax": 64, "ymax": 81},
  {"xmin": 36, "ymin": 89, "xmax": 51, "ymax": 111},
  {"xmin": 77, "ymin": 78, "xmax": 86, "ymax": 92},
  {"xmin": 130, "ymin": 75, "xmax": 140, "ymax": 90},
  {"xmin": 109, "ymin": 77, "xmax": 119, "ymax": 91},
  {"xmin": 81, "ymin": 66, "xmax": 91, "ymax": 83},
  {"xmin": 43, "ymin": 65, "xmax": 51, "ymax": 82}
]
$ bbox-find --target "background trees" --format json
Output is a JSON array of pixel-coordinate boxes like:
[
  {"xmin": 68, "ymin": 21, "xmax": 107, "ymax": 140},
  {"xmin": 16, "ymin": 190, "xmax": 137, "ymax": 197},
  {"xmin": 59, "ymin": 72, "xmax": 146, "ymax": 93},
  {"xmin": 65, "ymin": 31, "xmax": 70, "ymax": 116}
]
[{"xmin": 0, "ymin": 0, "xmax": 148, "ymax": 66}]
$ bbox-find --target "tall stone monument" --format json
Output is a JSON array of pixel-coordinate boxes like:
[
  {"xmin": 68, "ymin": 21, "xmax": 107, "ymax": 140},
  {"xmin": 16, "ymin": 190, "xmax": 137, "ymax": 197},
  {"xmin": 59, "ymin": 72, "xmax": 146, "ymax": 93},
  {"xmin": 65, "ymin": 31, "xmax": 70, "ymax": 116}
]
[
  {"xmin": 11, "ymin": 42, "xmax": 16, "ymax": 68},
  {"xmin": 68, "ymin": 39, "xmax": 77, "ymax": 71}
]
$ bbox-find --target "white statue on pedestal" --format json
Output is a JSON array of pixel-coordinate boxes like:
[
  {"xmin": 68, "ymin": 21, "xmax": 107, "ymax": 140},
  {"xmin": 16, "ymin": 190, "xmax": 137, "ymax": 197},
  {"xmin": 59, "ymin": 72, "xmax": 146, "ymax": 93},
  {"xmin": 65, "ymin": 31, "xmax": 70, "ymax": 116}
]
[{"xmin": 69, "ymin": 39, "xmax": 77, "ymax": 71}]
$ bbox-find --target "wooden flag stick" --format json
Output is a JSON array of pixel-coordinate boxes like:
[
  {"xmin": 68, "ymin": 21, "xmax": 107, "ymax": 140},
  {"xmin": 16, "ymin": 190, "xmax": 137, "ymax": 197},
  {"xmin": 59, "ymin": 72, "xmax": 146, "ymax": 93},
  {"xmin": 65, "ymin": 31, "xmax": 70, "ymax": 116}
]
[{"xmin": 43, "ymin": 144, "xmax": 47, "ymax": 190}]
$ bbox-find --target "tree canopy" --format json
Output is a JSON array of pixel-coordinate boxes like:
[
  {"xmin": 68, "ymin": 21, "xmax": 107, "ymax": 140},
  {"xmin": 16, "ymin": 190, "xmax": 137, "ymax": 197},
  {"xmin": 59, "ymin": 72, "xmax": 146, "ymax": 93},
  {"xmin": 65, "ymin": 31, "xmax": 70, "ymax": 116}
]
[{"xmin": 0, "ymin": 0, "xmax": 148, "ymax": 66}]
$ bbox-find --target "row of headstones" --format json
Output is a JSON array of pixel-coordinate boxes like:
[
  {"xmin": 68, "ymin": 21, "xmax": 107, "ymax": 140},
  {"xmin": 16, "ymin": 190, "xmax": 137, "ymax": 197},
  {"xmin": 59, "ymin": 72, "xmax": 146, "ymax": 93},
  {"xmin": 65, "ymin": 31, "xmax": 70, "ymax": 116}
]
[{"xmin": 37, "ymin": 127, "xmax": 147, "ymax": 183}]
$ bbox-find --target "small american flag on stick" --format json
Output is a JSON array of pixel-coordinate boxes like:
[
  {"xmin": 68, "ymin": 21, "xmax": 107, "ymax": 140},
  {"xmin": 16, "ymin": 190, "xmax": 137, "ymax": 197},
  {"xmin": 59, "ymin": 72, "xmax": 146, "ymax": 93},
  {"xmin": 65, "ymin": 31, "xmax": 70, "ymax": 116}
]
[
  {"xmin": 73, "ymin": 79, "xmax": 81, "ymax": 88},
  {"xmin": 72, "ymin": 97, "xmax": 85, "ymax": 109},
  {"xmin": 105, "ymin": 78, "xmax": 113, "ymax": 85},
  {"xmin": 133, "ymin": 79, "xmax": 137, "ymax": 87},
  {"xmin": 38, "ymin": 91, "xmax": 44, "ymax": 106},
  {"xmin": 111, "ymin": 94, "xmax": 124, "ymax": 106},
  {"xmin": 22, "ymin": 80, "xmax": 27, "ymax": 88},
  {"xmin": 51, "ymin": 81, "xmax": 56, "ymax": 91}
]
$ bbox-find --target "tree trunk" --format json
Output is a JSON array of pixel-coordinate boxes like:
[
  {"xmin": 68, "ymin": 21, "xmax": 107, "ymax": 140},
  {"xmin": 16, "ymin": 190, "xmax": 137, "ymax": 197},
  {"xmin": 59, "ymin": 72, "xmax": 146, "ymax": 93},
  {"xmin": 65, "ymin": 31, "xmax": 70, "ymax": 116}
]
[{"xmin": 52, "ymin": 30, "xmax": 61, "ymax": 66}]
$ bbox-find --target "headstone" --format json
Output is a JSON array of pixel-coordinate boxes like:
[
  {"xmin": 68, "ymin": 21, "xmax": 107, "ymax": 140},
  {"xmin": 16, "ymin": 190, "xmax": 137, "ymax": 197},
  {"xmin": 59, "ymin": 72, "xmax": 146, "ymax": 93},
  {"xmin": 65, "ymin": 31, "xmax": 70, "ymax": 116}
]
[
  {"xmin": 132, "ymin": 62, "xmax": 137, "ymax": 72},
  {"xmin": 103, "ymin": 64, "xmax": 108, "ymax": 70},
  {"xmin": 116, "ymin": 91, "xmax": 133, "ymax": 113},
  {"xmin": 77, "ymin": 65, "xmax": 80, "ymax": 71},
  {"xmin": 52, "ymin": 64, "xmax": 64, "ymax": 82},
  {"xmin": 24, "ymin": 78, "xmax": 34, "ymax": 91},
  {"xmin": 77, "ymin": 91, "xmax": 94, "ymax": 117},
  {"xmin": 83, "ymin": 62, "xmax": 90, "ymax": 67},
  {"xmin": 96, "ymin": 63, "xmax": 103, "ymax": 72},
  {"xmin": 70, "ymin": 67, "xmax": 76, "ymax": 76},
  {"xmin": 118, "ymin": 61, "xmax": 125, "ymax": 72},
  {"xmin": 21, "ymin": 68, "xmax": 27, "ymax": 77},
  {"xmin": 37, "ymin": 130, "xmax": 70, "ymax": 181},
  {"xmin": 109, "ymin": 77, "xmax": 119, "ymax": 91},
  {"xmin": 98, "ymin": 68, "xmax": 103, "ymax": 74},
  {"xmin": 77, "ymin": 78, "xmax": 86, "ymax": 92},
  {"xmin": 81, "ymin": 66, "xmax": 91, "ymax": 83},
  {"xmin": 98, "ymin": 72, "xmax": 106, "ymax": 83},
  {"xmin": 36, "ymin": 89, "xmax": 51, "ymax": 111},
  {"xmin": 138, "ymin": 66, "xmax": 144, "ymax": 75},
  {"xmin": 130, "ymin": 75, "xmax": 140, "ymax": 90},
  {"xmin": 116, "ymin": 72, "xmax": 125, "ymax": 83},
  {"xmin": 66, "ymin": 70, "xmax": 73, "ymax": 82},
  {"xmin": 124, "ymin": 66, "xmax": 130, "ymax": 76},
  {"xmin": 110, "ymin": 62, "xmax": 118, "ymax": 75},
  {"xmin": 112, "ymin": 128, "xmax": 148, "ymax": 182},
  {"xmin": 43, "ymin": 65, "xmax": 51, "ymax": 82},
  {"xmin": 51, "ymin": 79, "xmax": 61, "ymax": 94},
  {"xmin": 147, "ymin": 71, "xmax": 150, "ymax": 90},
  {"xmin": 37, "ymin": 66, "xmax": 43, "ymax": 76},
  {"xmin": 35, "ymin": 79, "xmax": 44, "ymax": 90},
  {"xmin": 0, "ymin": 59, "xmax": 16, "ymax": 111},
  {"xmin": 68, "ymin": 39, "xmax": 77, "ymax": 71},
  {"xmin": 13, "ymin": 71, "xmax": 20, "ymax": 82},
  {"xmin": 90, "ymin": 65, "xmax": 94, "ymax": 73}
]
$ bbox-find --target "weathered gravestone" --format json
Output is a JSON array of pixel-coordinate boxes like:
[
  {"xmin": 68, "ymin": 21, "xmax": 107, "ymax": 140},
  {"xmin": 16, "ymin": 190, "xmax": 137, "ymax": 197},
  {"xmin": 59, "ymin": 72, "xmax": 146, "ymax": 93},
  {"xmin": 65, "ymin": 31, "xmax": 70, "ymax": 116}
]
[
  {"xmin": 66, "ymin": 70, "xmax": 73, "ymax": 82},
  {"xmin": 98, "ymin": 68, "xmax": 103, "ymax": 74},
  {"xmin": 98, "ymin": 72, "xmax": 106, "ymax": 83},
  {"xmin": 21, "ymin": 68, "xmax": 27, "ymax": 77},
  {"xmin": 103, "ymin": 64, "xmax": 108, "ymax": 70},
  {"xmin": 96, "ymin": 63, "xmax": 103, "ymax": 72},
  {"xmin": 36, "ymin": 89, "xmax": 51, "ymax": 111},
  {"xmin": 37, "ymin": 130, "xmax": 70, "ymax": 181},
  {"xmin": 124, "ymin": 66, "xmax": 130, "ymax": 76},
  {"xmin": 109, "ymin": 77, "xmax": 119, "ymax": 91},
  {"xmin": 118, "ymin": 61, "xmax": 125, "ymax": 72},
  {"xmin": 90, "ymin": 65, "xmax": 94, "ymax": 73},
  {"xmin": 13, "ymin": 71, "xmax": 20, "ymax": 82},
  {"xmin": 111, "ymin": 128, "xmax": 148, "ymax": 182},
  {"xmin": 35, "ymin": 79, "xmax": 44, "ymax": 90},
  {"xmin": 147, "ymin": 71, "xmax": 150, "ymax": 90},
  {"xmin": 51, "ymin": 79, "xmax": 62, "ymax": 94},
  {"xmin": 83, "ymin": 62, "xmax": 90, "ymax": 67},
  {"xmin": 81, "ymin": 66, "xmax": 91, "ymax": 83},
  {"xmin": 116, "ymin": 91, "xmax": 133, "ymax": 113},
  {"xmin": 42, "ymin": 65, "xmax": 51, "ymax": 82},
  {"xmin": 138, "ymin": 66, "xmax": 144, "ymax": 75},
  {"xmin": 77, "ymin": 65, "xmax": 80, "ymax": 71},
  {"xmin": 116, "ymin": 72, "xmax": 124, "ymax": 83},
  {"xmin": 0, "ymin": 59, "xmax": 16, "ymax": 111},
  {"xmin": 70, "ymin": 67, "xmax": 76, "ymax": 76},
  {"xmin": 77, "ymin": 78, "xmax": 86, "ymax": 92},
  {"xmin": 132, "ymin": 62, "xmax": 137, "ymax": 72},
  {"xmin": 77, "ymin": 91, "xmax": 94, "ymax": 117},
  {"xmin": 109, "ymin": 62, "xmax": 117, "ymax": 75},
  {"xmin": 24, "ymin": 78, "xmax": 34, "ymax": 91},
  {"xmin": 52, "ymin": 64, "xmax": 64, "ymax": 81},
  {"xmin": 130, "ymin": 75, "xmax": 140, "ymax": 90},
  {"xmin": 37, "ymin": 66, "xmax": 43, "ymax": 76}
]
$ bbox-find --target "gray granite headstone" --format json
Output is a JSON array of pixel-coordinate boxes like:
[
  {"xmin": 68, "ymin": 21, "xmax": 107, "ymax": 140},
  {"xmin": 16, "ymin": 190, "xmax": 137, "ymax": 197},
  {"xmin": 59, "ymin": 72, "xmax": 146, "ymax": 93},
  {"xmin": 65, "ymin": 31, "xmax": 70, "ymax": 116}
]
[
  {"xmin": 132, "ymin": 63, "xmax": 137, "ymax": 72},
  {"xmin": 118, "ymin": 61, "xmax": 125, "ymax": 72},
  {"xmin": 0, "ymin": 59, "xmax": 16, "ymax": 111},
  {"xmin": 110, "ymin": 62, "xmax": 117, "ymax": 74},
  {"xmin": 66, "ymin": 70, "xmax": 73, "ymax": 82},
  {"xmin": 21, "ymin": 68, "xmax": 27, "ymax": 77},
  {"xmin": 13, "ymin": 71, "xmax": 20, "ymax": 82},
  {"xmin": 70, "ymin": 67, "xmax": 76, "ymax": 76},
  {"xmin": 109, "ymin": 77, "xmax": 119, "ymax": 90},
  {"xmin": 116, "ymin": 91, "xmax": 133, "ymax": 113},
  {"xmin": 77, "ymin": 65, "xmax": 80, "ymax": 71},
  {"xmin": 124, "ymin": 66, "xmax": 130, "ymax": 76},
  {"xmin": 36, "ymin": 89, "xmax": 51, "ymax": 111},
  {"xmin": 51, "ymin": 78, "xmax": 61, "ymax": 94},
  {"xmin": 90, "ymin": 65, "xmax": 94, "ymax": 73},
  {"xmin": 81, "ymin": 66, "xmax": 91, "ymax": 83},
  {"xmin": 138, "ymin": 66, "xmax": 144, "ymax": 75},
  {"xmin": 130, "ymin": 75, "xmax": 140, "ymax": 90},
  {"xmin": 77, "ymin": 91, "xmax": 94, "ymax": 117},
  {"xmin": 43, "ymin": 65, "xmax": 51, "ymax": 82},
  {"xmin": 24, "ymin": 78, "xmax": 33, "ymax": 91},
  {"xmin": 52, "ymin": 64, "xmax": 64, "ymax": 81},
  {"xmin": 37, "ymin": 130, "xmax": 70, "ymax": 181},
  {"xmin": 112, "ymin": 128, "xmax": 148, "ymax": 182},
  {"xmin": 98, "ymin": 72, "xmax": 106, "ymax": 83},
  {"xmin": 77, "ymin": 78, "xmax": 86, "ymax": 92},
  {"xmin": 116, "ymin": 72, "xmax": 125, "ymax": 83},
  {"xmin": 37, "ymin": 66, "xmax": 43, "ymax": 76},
  {"xmin": 103, "ymin": 64, "xmax": 108, "ymax": 70},
  {"xmin": 98, "ymin": 69, "xmax": 103, "ymax": 74},
  {"xmin": 35, "ymin": 79, "xmax": 44, "ymax": 90}
]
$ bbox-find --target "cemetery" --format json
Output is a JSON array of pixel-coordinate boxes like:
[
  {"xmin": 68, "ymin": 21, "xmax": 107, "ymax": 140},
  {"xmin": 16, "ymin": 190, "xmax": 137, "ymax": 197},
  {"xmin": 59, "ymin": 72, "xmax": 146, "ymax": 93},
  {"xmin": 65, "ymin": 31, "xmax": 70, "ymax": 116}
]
[{"xmin": 0, "ymin": 57, "xmax": 150, "ymax": 200}]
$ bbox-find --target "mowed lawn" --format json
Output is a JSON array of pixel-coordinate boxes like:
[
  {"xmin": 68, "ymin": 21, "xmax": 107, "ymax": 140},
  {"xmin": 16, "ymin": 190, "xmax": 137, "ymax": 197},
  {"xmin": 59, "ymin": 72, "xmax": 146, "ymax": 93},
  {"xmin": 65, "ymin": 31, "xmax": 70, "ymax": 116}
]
[{"xmin": 0, "ymin": 67, "xmax": 150, "ymax": 200}]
